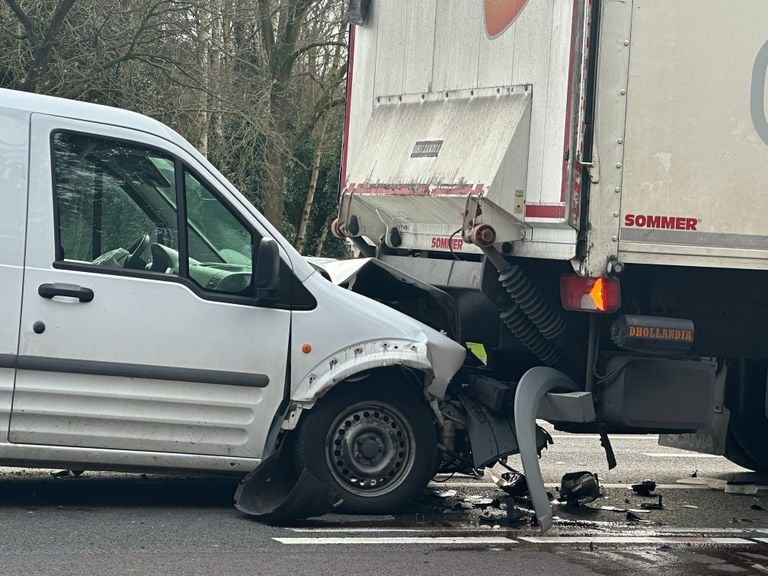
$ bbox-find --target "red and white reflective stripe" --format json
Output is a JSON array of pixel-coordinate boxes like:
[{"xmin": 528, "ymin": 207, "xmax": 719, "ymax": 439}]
[{"xmin": 339, "ymin": 23, "xmax": 356, "ymax": 196}]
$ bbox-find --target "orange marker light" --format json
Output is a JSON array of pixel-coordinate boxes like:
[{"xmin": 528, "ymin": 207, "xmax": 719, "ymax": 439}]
[
  {"xmin": 301, "ymin": 344, "xmax": 312, "ymax": 354},
  {"xmin": 560, "ymin": 274, "xmax": 621, "ymax": 313},
  {"xmin": 589, "ymin": 277, "xmax": 606, "ymax": 311}
]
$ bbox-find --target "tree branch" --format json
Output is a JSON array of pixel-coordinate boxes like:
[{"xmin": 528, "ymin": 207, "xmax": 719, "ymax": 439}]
[
  {"xmin": 4, "ymin": 0, "xmax": 37, "ymax": 44},
  {"xmin": 287, "ymin": 40, "xmax": 346, "ymax": 67}
]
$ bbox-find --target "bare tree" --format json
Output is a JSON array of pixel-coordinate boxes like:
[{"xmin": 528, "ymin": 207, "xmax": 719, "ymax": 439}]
[{"xmin": 4, "ymin": 0, "xmax": 76, "ymax": 92}]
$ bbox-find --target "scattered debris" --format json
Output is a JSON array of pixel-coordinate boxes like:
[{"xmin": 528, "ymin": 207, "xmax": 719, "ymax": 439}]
[
  {"xmin": 682, "ymin": 504, "xmax": 699, "ymax": 509},
  {"xmin": 463, "ymin": 495, "xmax": 494, "ymax": 507},
  {"xmin": 626, "ymin": 511, "xmax": 642, "ymax": 522},
  {"xmin": 691, "ymin": 470, "xmax": 698, "ymax": 478},
  {"xmin": 631, "ymin": 480, "xmax": 657, "ymax": 496},
  {"xmin": 436, "ymin": 489, "xmax": 457, "ymax": 499},
  {"xmin": 491, "ymin": 471, "xmax": 529, "ymax": 498},
  {"xmin": 600, "ymin": 506, "xmax": 650, "ymax": 514},
  {"xmin": 640, "ymin": 495, "xmax": 664, "ymax": 510},
  {"xmin": 559, "ymin": 471, "xmax": 600, "ymax": 506},
  {"xmin": 478, "ymin": 508, "xmax": 506, "ymax": 524},
  {"xmin": 751, "ymin": 504, "xmax": 765, "ymax": 511},
  {"xmin": 506, "ymin": 504, "xmax": 532, "ymax": 524},
  {"xmin": 50, "ymin": 470, "xmax": 72, "ymax": 479}
]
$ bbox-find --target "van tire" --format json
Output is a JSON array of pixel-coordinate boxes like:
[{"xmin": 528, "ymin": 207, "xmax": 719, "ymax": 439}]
[{"xmin": 293, "ymin": 377, "xmax": 437, "ymax": 514}]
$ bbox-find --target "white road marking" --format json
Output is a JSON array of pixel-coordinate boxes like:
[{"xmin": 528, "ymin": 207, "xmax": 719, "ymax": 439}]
[
  {"xmin": 642, "ymin": 453, "xmax": 723, "ymax": 458},
  {"xmin": 658, "ymin": 528, "xmax": 756, "ymax": 534},
  {"xmin": 519, "ymin": 536, "xmax": 754, "ymax": 545},
  {"xmin": 287, "ymin": 527, "xmax": 756, "ymax": 535},
  {"xmin": 429, "ymin": 481, "xmax": 711, "ymax": 490},
  {"xmin": 549, "ymin": 435, "xmax": 659, "ymax": 440},
  {"xmin": 273, "ymin": 536, "xmax": 517, "ymax": 545},
  {"xmin": 751, "ymin": 538, "xmax": 768, "ymax": 544},
  {"xmin": 286, "ymin": 528, "xmax": 426, "ymax": 533}
]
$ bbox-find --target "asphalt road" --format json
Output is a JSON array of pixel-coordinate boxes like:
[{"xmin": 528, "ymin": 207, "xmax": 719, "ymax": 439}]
[{"xmin": 2, "ymin": 428, "xmax": 768, "ymax": 576}]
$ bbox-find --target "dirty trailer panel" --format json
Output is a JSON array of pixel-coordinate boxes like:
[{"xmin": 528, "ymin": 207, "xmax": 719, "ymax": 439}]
[
  {"xmin": 617, "ymin": 0, "xmax": 768, "ymax": 270},
  {"xmin": 342, "ymin": 0, "xmax": 583, "ymax": 259}
]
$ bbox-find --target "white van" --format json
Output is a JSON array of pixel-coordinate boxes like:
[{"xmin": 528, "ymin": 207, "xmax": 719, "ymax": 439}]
[{"xmin": 0, "ymin": 89, "xmax": 466, "ymax": 516}]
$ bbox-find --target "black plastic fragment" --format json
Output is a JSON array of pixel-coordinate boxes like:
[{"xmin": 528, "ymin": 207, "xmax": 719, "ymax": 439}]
[
  {"xmin": 559, "ymin": 471, "xmax": 600, "ymax": 506},
  {"xmin": 639, "ymin": 495, "xmax": 664, "ymax": 510},
  {"xmin": 631, "ymin": 480, "xmax": 657, "ymax": 496},
  {"xmin": 234, "ymin": 448, "xmax": 342, "ymax": 522},
  {"xmin": 458, "ymin": 394, "xmax": 548, "ymax": 469}
]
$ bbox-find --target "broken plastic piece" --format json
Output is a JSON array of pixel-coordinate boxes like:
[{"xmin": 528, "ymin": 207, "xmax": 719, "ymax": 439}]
[
  {"xmin": 491, "ymin": 471, "xmax": 529, "ymax": 498},
  {"xmin": 631, "ymin": 480, "xmax": 657, "ymax": 496},
  {"xmin": 479, "ymin": 509, "xmax": 506, "ymax": 524},
  {"xmin": 235, "ymin": 447, "xmax": 342, "ymax": 521},
  {"xmin": 626, "ymin": 511, "xmax": 642, "ymax": 522},
  {"xmin": 601, "ymin": 506, "xmax": 651, "ymax": 514},
  {"xmin": 639, "ymin": 495, "xmax": 664, "ymax": 510},
  {"xmin": 559, "ymin": 471, "xmax": 600, "ymax": 506},
  {"xmin": 459, "ymin": 395, "xmax": 548, "ymax": 468},
  {"xmin": 599, "ymin": 429, "xmax": 617, "ymax": 470},
  {"xmin": 463, "ymin": 495, "xmax": 494, "ymax": 507},
  {"xmin": 436, "ymin": 489, "xmax": 457, "ymax": 499}
]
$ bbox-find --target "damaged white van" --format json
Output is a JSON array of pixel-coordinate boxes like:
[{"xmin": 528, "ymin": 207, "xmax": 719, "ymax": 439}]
[{"xmin": 0, "ymin": 89, "xmax": 476, "ymax": 517}]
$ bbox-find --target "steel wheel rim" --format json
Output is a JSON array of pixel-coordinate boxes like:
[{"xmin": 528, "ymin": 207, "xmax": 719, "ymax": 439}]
[{"xmin": 325, "ymin": 400, "xmax": 416, "ymax": 497}]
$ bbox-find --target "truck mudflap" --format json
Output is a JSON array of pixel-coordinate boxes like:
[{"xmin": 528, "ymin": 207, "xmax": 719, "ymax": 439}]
[{"xmin": 234, "ymin": 447, "xmax": 342, "ymax": 521}]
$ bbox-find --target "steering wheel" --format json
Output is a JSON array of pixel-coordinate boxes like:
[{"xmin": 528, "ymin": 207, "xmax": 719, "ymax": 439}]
[{"xmin": 123, "ymin": 233, "xmax": 151, "ymax": 269}]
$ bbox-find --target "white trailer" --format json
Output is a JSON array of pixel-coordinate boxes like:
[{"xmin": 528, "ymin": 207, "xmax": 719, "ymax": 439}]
[{"xmin": 335, "ymin": 0, "xmax": 768, "ymax": 528}]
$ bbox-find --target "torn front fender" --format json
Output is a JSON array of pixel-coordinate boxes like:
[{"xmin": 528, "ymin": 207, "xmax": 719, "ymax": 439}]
[
  {"xmin": 292, "ymin": 336, "xmax": 464, "ymax": 403},
  {"xmin": 234, "ymin": 446, "xmax": 342, "ymax": 521}
]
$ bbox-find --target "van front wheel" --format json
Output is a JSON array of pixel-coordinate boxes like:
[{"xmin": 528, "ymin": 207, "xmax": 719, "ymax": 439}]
[{"xmin": 294, "ymin": 379, "xmax": 437, "ymax": 514}]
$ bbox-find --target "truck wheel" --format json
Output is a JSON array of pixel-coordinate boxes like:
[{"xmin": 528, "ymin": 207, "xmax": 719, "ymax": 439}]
[
  {"xmin": 726, "ymin": 361, "xmax": 768, "ymax": 474},
  {"xmin": 294, "ymin": 378, "xmax": 437, "ymax": 514}
]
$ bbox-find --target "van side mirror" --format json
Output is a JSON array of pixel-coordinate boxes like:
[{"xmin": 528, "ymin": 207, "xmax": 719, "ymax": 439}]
[{"xmin": 253, "ymin": 237, "xmax": 280, "ymax": 296}]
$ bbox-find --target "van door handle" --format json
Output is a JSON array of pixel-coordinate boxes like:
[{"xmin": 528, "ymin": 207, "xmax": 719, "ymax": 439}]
[{"xmin": 38, "ymin": 283, "xmax": 95, "ymax": 303}]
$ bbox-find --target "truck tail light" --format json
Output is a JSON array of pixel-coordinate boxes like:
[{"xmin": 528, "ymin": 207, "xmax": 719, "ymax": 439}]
[{"xmin": 560, "ymin": 274, "xmax": 621, "ymax": 313}]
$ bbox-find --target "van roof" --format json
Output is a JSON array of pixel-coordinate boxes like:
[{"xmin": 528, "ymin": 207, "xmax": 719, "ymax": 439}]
[{"xmin": 0, "ymin": 88, "xmax": 176, "ymax": 141}]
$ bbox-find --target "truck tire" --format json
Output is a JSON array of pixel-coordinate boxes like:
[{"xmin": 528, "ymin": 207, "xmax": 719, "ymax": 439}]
[
  {"xmin": 726, "ymin": 361, "xmax": 768, "ymax": 474},
  {"xmin": 293, "ymin": 377, "xmax": 437, "ymax": 514}
]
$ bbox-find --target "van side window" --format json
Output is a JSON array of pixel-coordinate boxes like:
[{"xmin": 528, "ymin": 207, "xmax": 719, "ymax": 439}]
[
  {"xmin": 184, "ymin": 170, "xmax": 255, "ymax": 294},
  {"xmin": 53, "ymin": 132, "xmax": 179, "ymax": 270},
  {"xmin": 52, "ymin": 132, "xmax": 258, "ymax": 298}
]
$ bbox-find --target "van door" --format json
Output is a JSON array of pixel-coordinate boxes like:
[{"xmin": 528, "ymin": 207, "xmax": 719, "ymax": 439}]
[
  {"xmin": 10, "ymin": 115, "xmax": 290, "ymax": 459},
  {"xmin": 0, "ymin": 107, "xmax": 28, "ymax": 439}
]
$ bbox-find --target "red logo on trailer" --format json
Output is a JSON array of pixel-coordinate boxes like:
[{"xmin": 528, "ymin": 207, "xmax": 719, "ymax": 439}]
[
  {"xmin": 624, "ymin": 214, "xmax": 699, "ymax": 231},
  {"xmin": 484, "ymin": 0, "xmax": 530, "ymax": 38}
]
